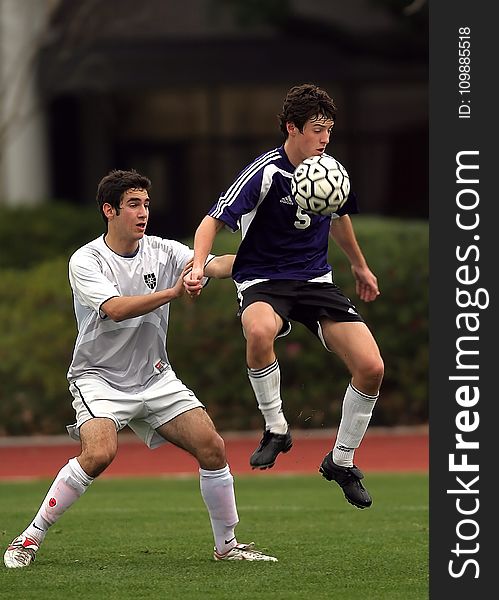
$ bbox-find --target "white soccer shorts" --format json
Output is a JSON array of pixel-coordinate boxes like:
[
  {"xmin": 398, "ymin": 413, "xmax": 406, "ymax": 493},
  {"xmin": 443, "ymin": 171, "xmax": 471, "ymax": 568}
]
[{"xmin": 66, "ymin": 369, "xmax": 204, "ymax": 448}]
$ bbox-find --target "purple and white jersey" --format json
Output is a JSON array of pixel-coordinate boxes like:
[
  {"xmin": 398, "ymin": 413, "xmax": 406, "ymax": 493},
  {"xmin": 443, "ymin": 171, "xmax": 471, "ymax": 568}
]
[{"xmin": 208, "ymin": 146, "xmax": 358, "ymax": 288}]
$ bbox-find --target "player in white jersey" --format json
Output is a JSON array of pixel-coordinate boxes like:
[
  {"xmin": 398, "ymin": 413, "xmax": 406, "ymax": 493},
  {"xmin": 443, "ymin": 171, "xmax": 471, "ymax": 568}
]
[
  {"xmin": 186, "ymin": 84, "xmax": 384, "ymax": 510},
  {"xmin": 4, "ymin": 169, "xmax": 277, "ymax": 569}
]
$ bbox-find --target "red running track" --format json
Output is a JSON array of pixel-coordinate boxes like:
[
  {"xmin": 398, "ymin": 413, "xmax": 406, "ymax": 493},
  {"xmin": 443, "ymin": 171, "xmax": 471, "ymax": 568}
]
[{"xmin": 0, "ymin": 428, "xmax": 428, "ymax": 480}]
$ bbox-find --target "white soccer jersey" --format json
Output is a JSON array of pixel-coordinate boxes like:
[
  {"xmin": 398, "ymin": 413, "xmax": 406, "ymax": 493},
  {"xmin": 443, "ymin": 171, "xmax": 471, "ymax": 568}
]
[{"xmin": 67, "ymin": 234, "xmax": 199, "ymax": 392}]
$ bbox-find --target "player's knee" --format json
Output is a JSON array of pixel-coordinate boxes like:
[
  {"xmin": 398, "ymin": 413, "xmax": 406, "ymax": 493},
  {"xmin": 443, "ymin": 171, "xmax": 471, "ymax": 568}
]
[
  {"xmin": 197, "ymin": 433, "xmax": 226, "ymax": 470},
  {"xmin": 363, "ymin": 356, "xmax": 384, "ymax": 388},
  {"xmin": 352, "ymin": 354, "xmax": 384, "ymax": 391},
  {"xmin": 80, "ymin": 446, "xmax": 116, "ymax": 477},
  {"xmin": 245, "ymin": 319, "xmax": 276, "ymax": 345}
]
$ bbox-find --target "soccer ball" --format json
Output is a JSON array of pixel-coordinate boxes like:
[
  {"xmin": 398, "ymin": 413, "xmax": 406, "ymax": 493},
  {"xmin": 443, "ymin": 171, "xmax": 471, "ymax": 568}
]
[{"xmin": 291, "ymin": 155, "xmax": 350, "ymax": 215}]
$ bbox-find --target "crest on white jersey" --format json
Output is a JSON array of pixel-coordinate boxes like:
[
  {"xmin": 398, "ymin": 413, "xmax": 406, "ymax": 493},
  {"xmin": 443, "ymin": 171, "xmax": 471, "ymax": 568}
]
[{"xmin": 143, "ymin": 273, "xmax": 157, "ymax": 289}]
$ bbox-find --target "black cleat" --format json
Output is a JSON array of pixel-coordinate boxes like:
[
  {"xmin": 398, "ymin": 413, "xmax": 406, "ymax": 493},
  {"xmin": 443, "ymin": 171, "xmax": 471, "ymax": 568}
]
[
  {"xmin": 250, "ymin": 430, "xmax": 293, "ymax": 470},
  {"xmin": 319, "ymin": 452, "xmax": 372, "ymax": 509}
]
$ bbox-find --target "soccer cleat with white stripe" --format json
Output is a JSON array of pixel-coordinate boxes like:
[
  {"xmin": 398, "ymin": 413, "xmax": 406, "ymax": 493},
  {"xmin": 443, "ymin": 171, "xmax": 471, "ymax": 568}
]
[
  {"xmin": 4, "ymin": 534, "xmax": 40, "ymax": 568},
  {"xmin": 214, "ymin": 542, "xmax": 278, "ymax": 562}
]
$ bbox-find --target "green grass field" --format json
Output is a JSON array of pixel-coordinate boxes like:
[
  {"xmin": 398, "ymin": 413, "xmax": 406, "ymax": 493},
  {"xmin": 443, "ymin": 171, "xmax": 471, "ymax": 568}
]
[{"xmin": 0, "ymin": 473, "xmax": 428, "ymax": 599}]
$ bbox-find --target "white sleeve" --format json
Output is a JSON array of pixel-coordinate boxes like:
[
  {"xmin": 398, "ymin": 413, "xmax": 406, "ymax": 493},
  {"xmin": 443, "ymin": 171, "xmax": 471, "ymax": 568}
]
[{"xmin": 69, "ymin": 249, "xmax": 119, "ymax": 316}]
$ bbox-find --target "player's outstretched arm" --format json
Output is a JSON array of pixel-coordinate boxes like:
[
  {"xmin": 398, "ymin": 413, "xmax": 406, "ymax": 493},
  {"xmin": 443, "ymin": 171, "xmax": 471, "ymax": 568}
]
[
  {"xmin": 187, "ymin": 216, "xmax": 225, "ymax": 296},
  {"xmin": 329, "ymin": 215, "xmax": 380, "ymax": 302},
  {"xmin": 204, "ymin": 254, "xmax": 235, "ymax": 279},
  {"xmin": 102, "ymin": 261, "xmax": 193, "ymax": 322},
  {"xmin": 183, "ymin": 253, "xmax": 234, "ymax": 296}
]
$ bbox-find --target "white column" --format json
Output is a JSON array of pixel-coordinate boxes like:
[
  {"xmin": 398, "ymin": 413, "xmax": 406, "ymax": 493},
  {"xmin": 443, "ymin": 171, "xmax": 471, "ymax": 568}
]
[{"xmin": 0, "ymin": 0, "xmax": 51, "ymax": 205}]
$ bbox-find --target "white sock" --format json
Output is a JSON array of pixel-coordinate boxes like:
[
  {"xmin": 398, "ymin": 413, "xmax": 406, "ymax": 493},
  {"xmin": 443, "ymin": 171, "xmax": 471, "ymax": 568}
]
[
  {"xmin": 199, "ymin": 465, "xmax": 239, "ymax": 555},
  {"xmin": 248, "ymin": 360, "xmax": 288, "ymax": 434},
  {"xmin": 23, "ymin": 457, "xmax": 94, "ymax": 543},
  {"xmin": 332, "ymin": 383, "xmax": 378, "ymax": 468}
]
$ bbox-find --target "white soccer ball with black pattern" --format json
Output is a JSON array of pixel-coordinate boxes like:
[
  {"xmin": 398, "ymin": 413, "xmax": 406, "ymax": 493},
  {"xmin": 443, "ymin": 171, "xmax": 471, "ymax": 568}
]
[{"xmin": 291, "ymin": 154, "xmax": 350, "ymax": 215}]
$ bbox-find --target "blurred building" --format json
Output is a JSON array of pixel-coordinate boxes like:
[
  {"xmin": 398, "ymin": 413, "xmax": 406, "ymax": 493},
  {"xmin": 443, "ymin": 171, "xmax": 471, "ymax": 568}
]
[{"xmin": 1, "ymin": 0, "xmax": 428, "ymax": 237}]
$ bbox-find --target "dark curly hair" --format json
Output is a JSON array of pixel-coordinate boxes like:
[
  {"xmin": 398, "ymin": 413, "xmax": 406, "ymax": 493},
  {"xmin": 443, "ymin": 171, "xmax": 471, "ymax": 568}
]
[
  {"xmin": 278, "ymin": 83, "xmax": 337, "ymax": 137},
  {"xmin": 96, "ymin": 169, "xmax": 151, "ymax": 226}
]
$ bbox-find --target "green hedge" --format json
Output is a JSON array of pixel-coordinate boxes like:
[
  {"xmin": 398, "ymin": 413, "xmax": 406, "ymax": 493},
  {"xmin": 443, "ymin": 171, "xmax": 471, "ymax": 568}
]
[
  {"xmin": 0, "ymin": 204, "xmax": 428, "ymax": 436},
  {"xmin": 0, "ymin": 203, "xmax": 102, "ymax": 270}
]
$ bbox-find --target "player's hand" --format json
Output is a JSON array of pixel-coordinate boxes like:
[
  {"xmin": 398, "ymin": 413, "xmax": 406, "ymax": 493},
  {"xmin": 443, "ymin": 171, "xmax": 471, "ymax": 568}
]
[
  {"xmin": 184, "ymin": 264, "xmax": 205, "ymax": 297},
  {"xmin": 351, "ymin": 265, "xmax": 380, "ymax": 302},
  {"xmin": 171, "ymin": 260, "xmax": 195, "ymax": 299}
]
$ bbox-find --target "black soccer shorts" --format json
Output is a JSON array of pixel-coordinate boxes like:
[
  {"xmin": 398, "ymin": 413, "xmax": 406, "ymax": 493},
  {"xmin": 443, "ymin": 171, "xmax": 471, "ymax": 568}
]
[{"xmin": 238, "ymin": 280, "xmax": 364, "ymax": 343}]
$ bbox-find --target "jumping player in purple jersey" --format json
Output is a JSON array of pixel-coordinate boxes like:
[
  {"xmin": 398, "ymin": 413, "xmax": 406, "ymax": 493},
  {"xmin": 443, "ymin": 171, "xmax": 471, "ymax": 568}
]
[{"xmin": 186, "ymin": 84, "xmax": 384, "ymax": 509}]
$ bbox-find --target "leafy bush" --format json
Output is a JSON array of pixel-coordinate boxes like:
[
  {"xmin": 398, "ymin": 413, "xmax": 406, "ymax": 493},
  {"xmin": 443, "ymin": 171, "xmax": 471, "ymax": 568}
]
[
  {"xmin": 0, "ymin": 258, "xmax": 76, "ymax": 434},
  {"xmin": 0, "ymin": 210, "xmax": 428, "ymax": 436},
  {"xmin": 0, "ymin": 202, "xmax": 102, "ymax": 269}
]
